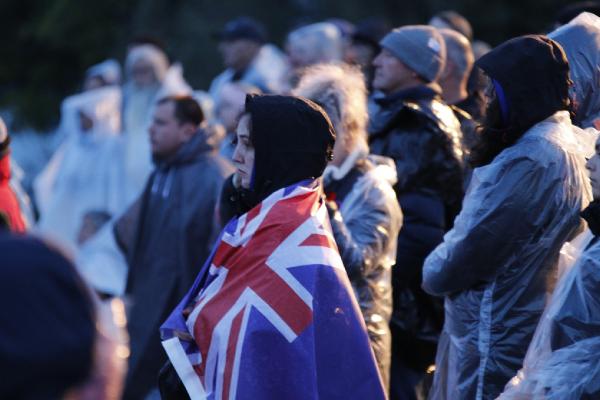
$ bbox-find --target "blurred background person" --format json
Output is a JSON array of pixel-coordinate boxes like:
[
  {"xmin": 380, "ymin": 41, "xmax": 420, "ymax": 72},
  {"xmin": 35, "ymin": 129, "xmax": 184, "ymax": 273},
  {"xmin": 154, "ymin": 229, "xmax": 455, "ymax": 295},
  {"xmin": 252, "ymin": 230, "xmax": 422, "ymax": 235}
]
[
  {"xmin": 294, "ymin": 63, "xmax": 402, "ymax": 391},
  {"xmin": 209, "ymin": 16, "xmax": 288, "ymax": 103},
  {"xmin": 114, "ymin": 95, "xmax": 233, "ymax": 399},
  {"xmin": 122, "ymin": 40, "xmax": 192, "ymax": 202},
  {"xmin": 214, "ymin": 81, "xmax": 261, "ymax": 159},
  {"xmin": 285, "ymin": 22, "xmax": 344, "ymax": 89},
  {"xmin": 437, "ymin": 28, "xmax": 477, "ymax": 157},
  {"xmin": 346, "ymin": 17, "xmax": 391, "ymax": 94},
  {"xmin": 428, "ymin": 10, "xmax": 474, "ymax": 41},
  {"xmin": 34, "ymin": 85, "xmax": 126, "ymax": 252},
  {"xmin": 550, "ymin": 12, "xmax": 600, "ymax": 131}
]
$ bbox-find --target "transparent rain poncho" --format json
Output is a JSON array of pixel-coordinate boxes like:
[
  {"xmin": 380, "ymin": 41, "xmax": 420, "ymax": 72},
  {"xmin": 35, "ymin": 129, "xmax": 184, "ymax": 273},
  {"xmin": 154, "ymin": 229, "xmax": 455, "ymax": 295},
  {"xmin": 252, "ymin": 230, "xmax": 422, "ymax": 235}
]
[
  {"xmin": 498, "ymin": 229, "xmax": 600, "ymax": 399},
  {"xmin": 422, "ymin": 111, "xmax": 591, "ymax": 399},
  {"xmin": 549, "ymin": 12, "xmax": 600, "ymax": 130},
  {"xmin": 34, "ymin": 86, "xmax": 128, "ymax": 252},
  {"xmin": 325, "ymin": 153, "xmax": 402, "ymax": 389}
]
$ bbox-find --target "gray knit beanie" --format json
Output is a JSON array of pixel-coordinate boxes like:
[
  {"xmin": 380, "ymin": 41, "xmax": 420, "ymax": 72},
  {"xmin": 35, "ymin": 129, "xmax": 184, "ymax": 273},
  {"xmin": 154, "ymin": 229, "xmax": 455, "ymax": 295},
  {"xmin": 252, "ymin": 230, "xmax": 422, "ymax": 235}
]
[{"xmin": 380, "ymin": 25, "xmax": 446, "ymax": 82}]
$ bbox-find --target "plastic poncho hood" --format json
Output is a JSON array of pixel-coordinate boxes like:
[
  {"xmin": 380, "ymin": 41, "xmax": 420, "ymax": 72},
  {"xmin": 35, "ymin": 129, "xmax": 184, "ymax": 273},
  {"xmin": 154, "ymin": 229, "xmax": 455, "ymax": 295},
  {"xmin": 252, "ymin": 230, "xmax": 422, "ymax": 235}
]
[
  {"xmin": 245, "ymin": 94, "xmax": 336, "ymax": 204},
  {"xmin": 550, "ymin": 12, "xmax": 600, "ymax": 129},
  {"xmin": 476, "ymin": 35, "xmax": 571, "ymax": 131}
]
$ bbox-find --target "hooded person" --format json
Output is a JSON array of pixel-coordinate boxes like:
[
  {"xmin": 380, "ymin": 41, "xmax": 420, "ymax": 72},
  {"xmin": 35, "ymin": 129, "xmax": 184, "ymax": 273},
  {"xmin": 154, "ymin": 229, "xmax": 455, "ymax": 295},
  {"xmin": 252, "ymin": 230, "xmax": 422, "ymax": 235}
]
[
  {"xmin": 34, "ymin": 86, "xmax": 127, "ymax": 252},
  {"xmin": 549, "ymin": 12, "xmax": 600, "ymax": 130},
  {"xmin": 121, "ymin": 43, "xmax": 193, "ymax": 203},
  {"xmin": 158, "ymin": 94, "xmax": 387, "ymax": 399},
  {"xmin": 422, "ymin": 35, "xmax": 591, "ymax": 399},
  {"xmin": 0, "ymin": 235, "xmax": 127, "ymax": 399}
]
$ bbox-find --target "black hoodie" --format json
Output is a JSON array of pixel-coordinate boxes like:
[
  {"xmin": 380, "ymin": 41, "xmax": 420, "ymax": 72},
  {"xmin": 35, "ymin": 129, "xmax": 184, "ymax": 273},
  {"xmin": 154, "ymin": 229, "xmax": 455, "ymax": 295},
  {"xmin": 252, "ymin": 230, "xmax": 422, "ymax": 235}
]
[
  {"xmin": 476, "ymin": 35, "xmax": 571, "ymax": 132},
  {"xmin": 220, "ymin": 94, "xmax": 336, "ymax": 220}
]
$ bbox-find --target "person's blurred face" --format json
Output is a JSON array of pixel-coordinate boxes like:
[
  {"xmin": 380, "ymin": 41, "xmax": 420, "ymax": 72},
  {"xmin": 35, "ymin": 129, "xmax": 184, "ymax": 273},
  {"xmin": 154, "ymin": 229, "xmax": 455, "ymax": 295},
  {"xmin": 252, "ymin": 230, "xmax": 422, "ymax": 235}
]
[
  {"xmin": 372, "ymin": 48, "xmax": 420, "ymax": 94},
  {"xmin": 216, "ymin": 85, "xmax": 246, "ymax": 133},
  {"xmin": 586, "ymin": 136, "xmax": 600, "ymax": 199},
  {"xmin": 218, "ymin": 39, "xmax": 258, "ymax": 72},
  {"xmin": 347, "ymin": 42, "xmax": 377, "ymax": 69},
  {"xmin": 148, "ymin": 101, "xmax": 194, "ymax": 160},
  {"xmin": 232, "ymin": 114, "xmax": 255, "ymax": 189},
  {"xmin": 130, "ymin": 59, "xmax": 156, "ymax": 87}
]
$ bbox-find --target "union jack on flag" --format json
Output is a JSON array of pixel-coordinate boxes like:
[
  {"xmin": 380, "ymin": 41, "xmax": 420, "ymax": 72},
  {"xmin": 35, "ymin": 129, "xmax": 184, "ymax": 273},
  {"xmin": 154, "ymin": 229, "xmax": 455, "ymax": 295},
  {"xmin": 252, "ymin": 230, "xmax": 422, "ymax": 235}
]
[{"xmin": 161, "ymin": 180, "xmax": 385, "ymax": 400}]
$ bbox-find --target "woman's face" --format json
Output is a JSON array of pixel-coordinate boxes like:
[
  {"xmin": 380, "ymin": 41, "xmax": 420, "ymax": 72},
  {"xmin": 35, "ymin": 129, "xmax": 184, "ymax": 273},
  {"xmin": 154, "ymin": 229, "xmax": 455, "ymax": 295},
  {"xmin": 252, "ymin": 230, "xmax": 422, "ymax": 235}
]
[
  {"xmin": 586, "ymin": 136, "xmax": 600, "ymax": 199},
  {"xmin": 232, "ymin": 114, "xmax": 255, "ymax": 189}
]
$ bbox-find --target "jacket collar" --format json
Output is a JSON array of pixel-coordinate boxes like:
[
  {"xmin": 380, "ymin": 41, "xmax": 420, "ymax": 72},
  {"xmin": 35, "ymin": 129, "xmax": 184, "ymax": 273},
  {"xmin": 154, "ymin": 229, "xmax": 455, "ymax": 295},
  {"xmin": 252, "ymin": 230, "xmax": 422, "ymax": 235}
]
[{"xmin": 376, "ymin": 82, "xmax": 442, "ymax": 107}]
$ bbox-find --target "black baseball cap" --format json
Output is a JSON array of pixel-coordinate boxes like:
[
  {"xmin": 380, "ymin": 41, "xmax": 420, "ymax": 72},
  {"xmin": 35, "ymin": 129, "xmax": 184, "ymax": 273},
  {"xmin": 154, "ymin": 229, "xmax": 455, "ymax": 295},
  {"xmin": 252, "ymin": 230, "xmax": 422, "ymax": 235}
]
[{"xmin": 213, "ymin": 17, "xmax": 267, "ymax": 43}]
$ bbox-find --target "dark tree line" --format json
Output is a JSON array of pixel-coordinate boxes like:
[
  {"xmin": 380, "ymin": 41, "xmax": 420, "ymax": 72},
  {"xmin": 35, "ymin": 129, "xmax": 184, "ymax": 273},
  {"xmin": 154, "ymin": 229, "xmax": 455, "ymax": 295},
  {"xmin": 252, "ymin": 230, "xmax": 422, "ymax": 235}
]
[{"xmin": 0, "ymin": 0, "xmax": 570, "ymax": 130}]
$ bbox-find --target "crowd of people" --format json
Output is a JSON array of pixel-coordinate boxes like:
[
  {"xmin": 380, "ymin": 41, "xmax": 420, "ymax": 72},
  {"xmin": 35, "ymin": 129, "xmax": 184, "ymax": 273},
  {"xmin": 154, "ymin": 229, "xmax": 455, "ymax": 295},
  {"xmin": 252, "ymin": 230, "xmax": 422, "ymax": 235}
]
[{"xmin": 2, "ymin": 3, "xmax": 600, "ymax": 399}]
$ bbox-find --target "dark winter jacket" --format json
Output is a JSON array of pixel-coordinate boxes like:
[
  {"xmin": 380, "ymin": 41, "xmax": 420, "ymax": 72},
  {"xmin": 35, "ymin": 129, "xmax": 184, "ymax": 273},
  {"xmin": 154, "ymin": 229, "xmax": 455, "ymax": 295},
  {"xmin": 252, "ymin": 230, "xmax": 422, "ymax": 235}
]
[
  {"xmin": 368, "ymin": 83, "xmax": 464, "ymax": 368},
  {"xmin": 116, "ymin": 129, "xmax": 233, "ymax": 399}
]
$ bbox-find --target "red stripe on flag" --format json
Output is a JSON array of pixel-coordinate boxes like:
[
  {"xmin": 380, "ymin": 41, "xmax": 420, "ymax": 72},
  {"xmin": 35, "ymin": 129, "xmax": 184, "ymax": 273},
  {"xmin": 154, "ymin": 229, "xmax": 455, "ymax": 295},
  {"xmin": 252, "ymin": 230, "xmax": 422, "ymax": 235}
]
[
  {"xmin": 222, "ymin": 309, "xmax": 245, "ymax": 400},
  {"xmin": 299, "ymin": 233, "xmax": 337, "ymax": 250}
]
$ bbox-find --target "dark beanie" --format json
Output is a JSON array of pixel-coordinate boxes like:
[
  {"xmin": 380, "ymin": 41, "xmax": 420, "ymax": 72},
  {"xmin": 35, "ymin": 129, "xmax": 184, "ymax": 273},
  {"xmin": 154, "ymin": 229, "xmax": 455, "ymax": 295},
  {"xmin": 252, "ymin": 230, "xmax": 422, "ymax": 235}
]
[
  {"xmin": 245, "ymin": 94, "xmax": 336, "ymax": 204},
  {"xmin": 0, "ymin": 235, "xmax": 96, "ymax": 398},
  {"xmin": 476, "ymin": 35, "xmax": 571, "ymax": 131}
]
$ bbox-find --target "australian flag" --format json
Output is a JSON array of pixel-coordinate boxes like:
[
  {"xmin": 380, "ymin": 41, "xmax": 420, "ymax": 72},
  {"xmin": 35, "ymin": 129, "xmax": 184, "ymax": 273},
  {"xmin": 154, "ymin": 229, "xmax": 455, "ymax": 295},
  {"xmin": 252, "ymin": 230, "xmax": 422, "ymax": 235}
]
[{"xmin": 160, "ymin": 180, "xmax": 386, "ymax": 399}]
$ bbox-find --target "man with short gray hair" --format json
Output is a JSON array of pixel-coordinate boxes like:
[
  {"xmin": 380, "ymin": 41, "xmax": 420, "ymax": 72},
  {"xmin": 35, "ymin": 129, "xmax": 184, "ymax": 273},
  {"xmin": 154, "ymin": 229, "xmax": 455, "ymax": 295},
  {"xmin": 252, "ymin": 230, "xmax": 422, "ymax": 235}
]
[
  {"xmin": 438, "ymin": 29, "xmax": 474, "ymax": 106},
  {"xmin": 438, "ymin": 28, "xmax": 478, "ymax": 154}
]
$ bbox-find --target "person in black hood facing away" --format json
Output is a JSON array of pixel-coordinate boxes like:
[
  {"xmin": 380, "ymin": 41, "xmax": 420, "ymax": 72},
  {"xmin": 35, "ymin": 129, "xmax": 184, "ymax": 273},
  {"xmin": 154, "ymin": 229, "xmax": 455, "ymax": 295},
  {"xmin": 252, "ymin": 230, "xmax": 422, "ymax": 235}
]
[
  {"xmin": 422, "ymin": 35, "xmax": 590, "ymax": 399},
  {"xmin": 219, "ymin": 94, "xmax": 335, "ymax": 221}
]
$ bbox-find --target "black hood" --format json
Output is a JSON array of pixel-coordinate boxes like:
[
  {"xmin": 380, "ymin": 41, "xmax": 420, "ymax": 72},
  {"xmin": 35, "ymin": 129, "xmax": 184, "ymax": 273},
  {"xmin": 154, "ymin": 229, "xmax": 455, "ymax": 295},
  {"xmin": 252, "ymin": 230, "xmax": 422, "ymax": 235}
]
[
  {"xmin": 245, "ymin": 94, "xmax": 336, "ymax": 203},
  {"xmin": 476, "ymin": 35, "xmax": 571, "ymax": 131}
]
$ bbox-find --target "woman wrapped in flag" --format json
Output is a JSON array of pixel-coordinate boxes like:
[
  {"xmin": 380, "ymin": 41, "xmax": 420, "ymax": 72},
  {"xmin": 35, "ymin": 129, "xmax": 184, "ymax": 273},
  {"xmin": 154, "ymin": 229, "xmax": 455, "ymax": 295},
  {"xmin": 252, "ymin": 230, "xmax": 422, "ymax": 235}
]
[{"xmin": 159, "ymin": 94, "xmax": 386, "ymax": 399}]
